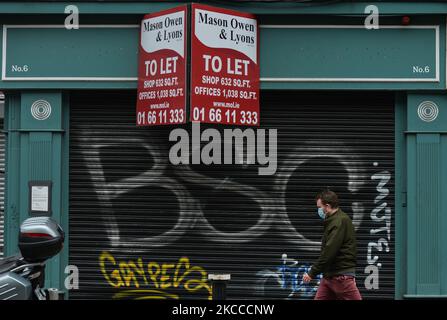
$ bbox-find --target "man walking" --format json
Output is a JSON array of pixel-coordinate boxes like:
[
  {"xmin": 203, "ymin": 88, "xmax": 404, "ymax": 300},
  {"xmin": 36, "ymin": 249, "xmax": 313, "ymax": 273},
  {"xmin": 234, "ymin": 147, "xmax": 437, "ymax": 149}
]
[{"xmin": 303, "ymin": 190, "xmax": 362, "ymax": 300}]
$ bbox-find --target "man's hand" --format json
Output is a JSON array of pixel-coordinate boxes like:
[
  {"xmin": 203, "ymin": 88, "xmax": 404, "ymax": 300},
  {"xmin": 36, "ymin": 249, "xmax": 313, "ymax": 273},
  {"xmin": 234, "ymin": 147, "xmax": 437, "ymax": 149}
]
[{"xmin": 303, "ymin": 273, "xmax": 312, "ymax": 283}]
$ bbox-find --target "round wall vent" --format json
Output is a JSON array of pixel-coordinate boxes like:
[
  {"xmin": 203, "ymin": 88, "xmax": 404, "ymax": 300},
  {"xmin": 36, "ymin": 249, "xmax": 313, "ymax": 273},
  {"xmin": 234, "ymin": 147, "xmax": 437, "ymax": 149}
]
[{"xmin": 31, "ymin": 100, "xmax": 52, "ymax": 121}]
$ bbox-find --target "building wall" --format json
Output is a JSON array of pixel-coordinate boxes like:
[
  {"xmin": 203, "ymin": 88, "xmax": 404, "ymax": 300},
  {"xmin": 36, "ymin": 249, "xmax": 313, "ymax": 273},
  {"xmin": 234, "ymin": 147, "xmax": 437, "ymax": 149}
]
[
  {"xmin": 1, "ymin": 1, "xmax": 447, "ymax": 299},
  {"xmin": 0, "ymin": 96, "xmax": 5, "ymax": 257}
]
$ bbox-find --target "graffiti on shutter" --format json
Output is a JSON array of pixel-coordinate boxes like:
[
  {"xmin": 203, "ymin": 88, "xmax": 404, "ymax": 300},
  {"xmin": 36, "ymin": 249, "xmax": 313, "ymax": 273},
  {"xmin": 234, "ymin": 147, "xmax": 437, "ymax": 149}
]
[{"xmin": 69, "ymin": 91, "xmax": 394, "ymax": 299}]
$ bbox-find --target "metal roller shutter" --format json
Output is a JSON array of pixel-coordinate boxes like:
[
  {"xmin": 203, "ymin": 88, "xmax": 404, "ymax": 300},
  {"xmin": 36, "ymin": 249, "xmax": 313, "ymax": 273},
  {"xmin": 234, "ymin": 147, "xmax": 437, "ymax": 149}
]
[{"xmin": 69, "ymin": 91, "xmax": 394, "ymax": 299}]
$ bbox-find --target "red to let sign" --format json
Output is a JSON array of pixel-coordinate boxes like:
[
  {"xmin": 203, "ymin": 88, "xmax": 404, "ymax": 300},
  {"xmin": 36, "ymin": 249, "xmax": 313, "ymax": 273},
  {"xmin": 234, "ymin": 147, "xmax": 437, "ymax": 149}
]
[
  {"xmin": 136, "ymin": 6, "xmax": 187, "ymax": 126},
  {"xmin": 191, "ymin": 4, "xmax": 260, "ymax": 126}
]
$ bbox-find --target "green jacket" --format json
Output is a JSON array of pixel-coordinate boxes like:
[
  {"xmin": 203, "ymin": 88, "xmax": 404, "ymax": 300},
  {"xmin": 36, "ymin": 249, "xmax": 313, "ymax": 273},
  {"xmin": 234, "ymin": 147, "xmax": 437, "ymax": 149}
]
[{"xmin": 308, "ymin": 208, "xmax": 357, "ymax": 279}]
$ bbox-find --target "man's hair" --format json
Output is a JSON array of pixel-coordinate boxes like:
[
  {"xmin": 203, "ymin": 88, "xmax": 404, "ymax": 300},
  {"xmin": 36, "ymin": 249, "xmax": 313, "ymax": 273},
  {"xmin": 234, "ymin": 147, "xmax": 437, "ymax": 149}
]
[{"xmin": 315, "ymin": 189, "xmax": 339, "ymax": 208}]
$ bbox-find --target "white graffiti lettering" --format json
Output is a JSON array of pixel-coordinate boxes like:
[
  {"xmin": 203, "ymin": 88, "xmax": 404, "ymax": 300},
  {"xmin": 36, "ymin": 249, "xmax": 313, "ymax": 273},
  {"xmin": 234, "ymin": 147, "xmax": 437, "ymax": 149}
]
[{"xmin": 364, "ymin": 164, "xmax": 391, "ymax": 290}]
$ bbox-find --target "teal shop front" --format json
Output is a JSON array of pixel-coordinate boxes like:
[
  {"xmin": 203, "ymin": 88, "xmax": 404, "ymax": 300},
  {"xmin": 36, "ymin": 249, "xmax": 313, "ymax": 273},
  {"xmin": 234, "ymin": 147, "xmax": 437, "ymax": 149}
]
[{"xmin": 1, "ymin": 0, "xmax": 447, "ymax": 299}]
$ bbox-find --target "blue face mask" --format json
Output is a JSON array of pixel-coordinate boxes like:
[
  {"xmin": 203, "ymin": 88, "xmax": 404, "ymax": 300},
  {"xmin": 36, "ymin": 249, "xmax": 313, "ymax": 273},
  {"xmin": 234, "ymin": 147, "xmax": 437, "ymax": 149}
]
[{"xmin": 317, "ymin": 208, "xmax": 326, "ymax": 220}]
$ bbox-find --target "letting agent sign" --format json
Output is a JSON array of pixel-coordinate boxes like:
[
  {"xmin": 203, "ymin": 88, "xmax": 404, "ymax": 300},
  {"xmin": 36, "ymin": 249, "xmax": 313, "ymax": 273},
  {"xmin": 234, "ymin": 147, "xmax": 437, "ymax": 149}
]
[
  {"xmin": 191, "ymin": 4, "xmax": 260, "ymax": 126},
  {"xmin": 136, "ymin": 6, "xmax": 187, "ymax": 126},
  {"xmin": 136, "ymin": 4, "xmax": 260, "ymax": 126}
]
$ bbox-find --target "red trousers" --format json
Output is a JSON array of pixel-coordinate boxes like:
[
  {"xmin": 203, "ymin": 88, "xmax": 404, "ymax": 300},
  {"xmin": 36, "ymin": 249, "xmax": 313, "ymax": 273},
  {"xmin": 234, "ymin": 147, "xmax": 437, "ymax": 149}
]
[{"xmin": 314, "ymin": 275, "xmax": 362, "ymax": 300}]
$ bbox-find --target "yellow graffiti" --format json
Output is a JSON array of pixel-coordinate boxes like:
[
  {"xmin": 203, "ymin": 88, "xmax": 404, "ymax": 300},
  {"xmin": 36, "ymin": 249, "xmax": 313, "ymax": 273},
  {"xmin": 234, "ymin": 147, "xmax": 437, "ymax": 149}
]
[
  {"xmin": 113, "ymin": 289, "xmax": 179, "ymax": 300},
  {"xmin": 99, "ymin": 252, "xmax": 212, "ymax": 300}
]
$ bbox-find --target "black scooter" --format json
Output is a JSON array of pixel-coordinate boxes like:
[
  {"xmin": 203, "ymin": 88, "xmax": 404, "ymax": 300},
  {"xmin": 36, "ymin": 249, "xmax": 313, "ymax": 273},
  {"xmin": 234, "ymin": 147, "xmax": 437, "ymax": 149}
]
[{"xmin": 0, "ymin": 217, "xmax": 65, "ymax": 300}]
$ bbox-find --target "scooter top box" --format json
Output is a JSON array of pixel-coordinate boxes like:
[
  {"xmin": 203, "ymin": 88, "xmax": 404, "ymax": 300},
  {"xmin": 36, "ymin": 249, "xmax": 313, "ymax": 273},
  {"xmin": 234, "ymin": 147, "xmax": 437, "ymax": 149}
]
[{"xmin": 18, "ymin": 217, "xmax": 64, "ymax": 263}]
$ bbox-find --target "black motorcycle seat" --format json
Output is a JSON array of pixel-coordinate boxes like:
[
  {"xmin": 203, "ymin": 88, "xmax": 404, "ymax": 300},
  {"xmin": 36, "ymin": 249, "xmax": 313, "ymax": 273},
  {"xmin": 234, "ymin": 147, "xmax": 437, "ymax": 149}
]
[{"xmin": 0, "ymin": 254, "xmax": 23, "ymax": 273}]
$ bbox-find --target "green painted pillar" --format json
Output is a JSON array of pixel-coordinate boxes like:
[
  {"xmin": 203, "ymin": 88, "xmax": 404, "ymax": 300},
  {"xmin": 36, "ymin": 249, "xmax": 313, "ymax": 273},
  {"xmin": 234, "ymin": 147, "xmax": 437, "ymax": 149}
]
[
  {"xmin": 405, "ymin": 94, "xmax": 447, "ymax": 297},
  {"xmin": 395, "ymin": 92, "xmax": 407, "ymax": 299},
  {"xmin": 4, "ymin": 91, "xmax": 69, "ymax": 293}
]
